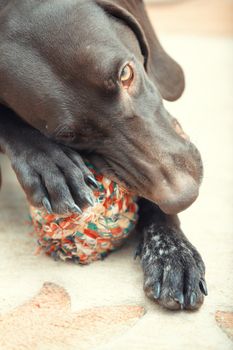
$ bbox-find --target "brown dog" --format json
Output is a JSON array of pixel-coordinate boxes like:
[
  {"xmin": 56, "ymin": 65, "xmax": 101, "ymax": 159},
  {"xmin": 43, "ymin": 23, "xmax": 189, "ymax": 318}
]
[{"xmin": 0, "ymin": 0, "xmax": 207, "ymax": 310}]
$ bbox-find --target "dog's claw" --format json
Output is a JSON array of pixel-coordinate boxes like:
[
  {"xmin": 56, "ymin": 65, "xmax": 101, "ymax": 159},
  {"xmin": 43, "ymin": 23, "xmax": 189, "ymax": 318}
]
[
  {"xmin": 85, "ymin": 194, "xmax": 95, "ymax": 207},
  {"xmin": 86, "ymin": 175, "xmax": 99, "ymax": 190},
  {"xmin": 199, "ymin": 278, "xmax": 208, "ymax": 296},
  {"xmin": 134, "ymin": 244, "xmax": 142, "ymax": 260},
  {"xmin": 153, "ymin": 282, "xmax": 161, "ymax": 299},
  {"xmin": 174, "ymin": 292, "xmax": 184, "ymax": 307},
  {"xmin": 71, "ymin": 204, "xmax": 83, "ymax": 214},
  {"xmin": 42, "ymin": 197, "xmax": 53, "ymax": 214},
  {"xmin": 190, "ymin": 292, "xmax": 197, "ymax": 307}
]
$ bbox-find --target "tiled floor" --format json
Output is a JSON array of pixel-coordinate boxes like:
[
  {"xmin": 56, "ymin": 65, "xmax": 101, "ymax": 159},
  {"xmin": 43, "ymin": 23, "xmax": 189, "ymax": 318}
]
[{"xmin": 0, "ymin": 1, "xmax": 232, "ymax": 349}]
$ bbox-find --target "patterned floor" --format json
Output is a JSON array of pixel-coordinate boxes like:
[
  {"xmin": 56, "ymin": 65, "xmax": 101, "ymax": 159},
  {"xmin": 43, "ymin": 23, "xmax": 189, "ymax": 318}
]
[{"xmin": 0, "ymin": 1, "xmax": 232, "ymax": 349}]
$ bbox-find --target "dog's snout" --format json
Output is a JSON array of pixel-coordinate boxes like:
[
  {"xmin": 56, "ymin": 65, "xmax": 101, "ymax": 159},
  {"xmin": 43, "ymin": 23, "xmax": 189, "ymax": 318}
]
[{"xmin": 150, "ymin": 174, "xmax": 199, "ymax": 215}]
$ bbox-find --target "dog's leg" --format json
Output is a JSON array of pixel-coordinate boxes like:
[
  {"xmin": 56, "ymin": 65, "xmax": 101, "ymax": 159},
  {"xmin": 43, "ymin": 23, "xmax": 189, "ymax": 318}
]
[
  {"xmin": 0, "ymin": 106, "xmax": 98, "ymax": 214},
  {"xmin": 136, "ymin": 198, "xmax": 207, "ymax": 310}
]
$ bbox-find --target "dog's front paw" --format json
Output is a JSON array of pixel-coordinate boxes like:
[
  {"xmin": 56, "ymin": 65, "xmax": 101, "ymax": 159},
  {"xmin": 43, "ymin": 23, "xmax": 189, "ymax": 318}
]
[
  {"xmin": 10, "ymin": 138, "xmax": 98, "ymax": 214},
  {"xmin": 140, "ymin": 225, "xmax": 207, "ymax": 310}
]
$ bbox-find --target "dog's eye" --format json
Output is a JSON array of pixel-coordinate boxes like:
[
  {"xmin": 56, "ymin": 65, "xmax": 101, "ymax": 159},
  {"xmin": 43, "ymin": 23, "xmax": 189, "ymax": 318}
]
[
  {"xmin": 120, "ymin": 64, "xmax": 134, "ymax": 88},
  {"xmin": 58, "ymin": 131, "xmax": 76, "ymax": 142}
]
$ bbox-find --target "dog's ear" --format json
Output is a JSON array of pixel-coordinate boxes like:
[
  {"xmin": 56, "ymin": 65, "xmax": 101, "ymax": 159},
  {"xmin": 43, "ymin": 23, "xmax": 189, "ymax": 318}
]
[
  {"xmin": 96, "ymin": 0, "xmax": 184, "ymax": 101},
  {"xmin": 96, "ymin": 0, "xmax": 149, "ymax": 68}
]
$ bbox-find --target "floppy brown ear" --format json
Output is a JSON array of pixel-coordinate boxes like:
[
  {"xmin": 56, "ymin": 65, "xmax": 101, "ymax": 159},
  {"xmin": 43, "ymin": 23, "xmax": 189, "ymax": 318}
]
[{"xmin": 96, "ymin": 0, "xmax": 185, "ymax": 101}]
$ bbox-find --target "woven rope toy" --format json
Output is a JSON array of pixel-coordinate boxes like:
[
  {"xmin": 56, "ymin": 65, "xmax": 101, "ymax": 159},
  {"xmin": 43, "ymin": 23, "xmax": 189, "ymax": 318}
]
[{"xmin": 30, "ymin": 162, "xmax": 138, "ymax": 264}]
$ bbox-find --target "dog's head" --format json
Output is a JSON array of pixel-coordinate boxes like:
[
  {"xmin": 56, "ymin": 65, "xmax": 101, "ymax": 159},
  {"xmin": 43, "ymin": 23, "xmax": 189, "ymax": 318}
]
[{"xmin": 1, "ymin": 0, "xmax": 203, "ymax": 214}]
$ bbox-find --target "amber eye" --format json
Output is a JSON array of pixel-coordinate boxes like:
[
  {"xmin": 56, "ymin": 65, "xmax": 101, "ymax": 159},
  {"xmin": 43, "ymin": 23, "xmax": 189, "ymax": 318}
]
[
  {"xmin": 120, "ymin": 64, "xmax": 134, "ymax": 88},
  {"xmin": 58, "ymin": 131, "xmax": 75, "ymax": 142}
]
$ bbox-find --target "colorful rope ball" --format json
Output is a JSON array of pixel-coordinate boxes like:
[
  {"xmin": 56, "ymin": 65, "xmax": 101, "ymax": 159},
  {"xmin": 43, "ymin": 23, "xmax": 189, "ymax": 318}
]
[{"xmin": 30, "ymin": 162, "xmax": 138, "ymax": 264}]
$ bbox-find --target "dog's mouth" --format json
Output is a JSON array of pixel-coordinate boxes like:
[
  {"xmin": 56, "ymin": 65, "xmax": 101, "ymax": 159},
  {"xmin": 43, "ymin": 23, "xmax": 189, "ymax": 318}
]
[{"xmin": 87, "ymin": 116, "xmax": 203, "ymax": 215}]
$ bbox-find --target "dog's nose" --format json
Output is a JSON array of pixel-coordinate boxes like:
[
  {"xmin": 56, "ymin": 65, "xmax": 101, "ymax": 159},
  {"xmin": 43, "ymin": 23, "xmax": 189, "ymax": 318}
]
[
  {"xmin": 172, "ymin": 118, "xmax": 190, "ymax": 141},
  {"xmin": 157, "ymin": 188, "xmax": 199, "ymax": 215},
  {"xmin": 151, "ymin": 175, "xmax": 199, "ymax": 215}
]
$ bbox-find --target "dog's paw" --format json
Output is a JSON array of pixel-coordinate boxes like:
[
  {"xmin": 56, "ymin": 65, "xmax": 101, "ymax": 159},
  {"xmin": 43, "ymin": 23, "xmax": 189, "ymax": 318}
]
[
  {"xmin": 140, "ymin": 225, "xmax": 207, "ymax": 310},
  {"xmin": 10, "ymin": 139, "xmax": 98, "ymax": 214}
]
